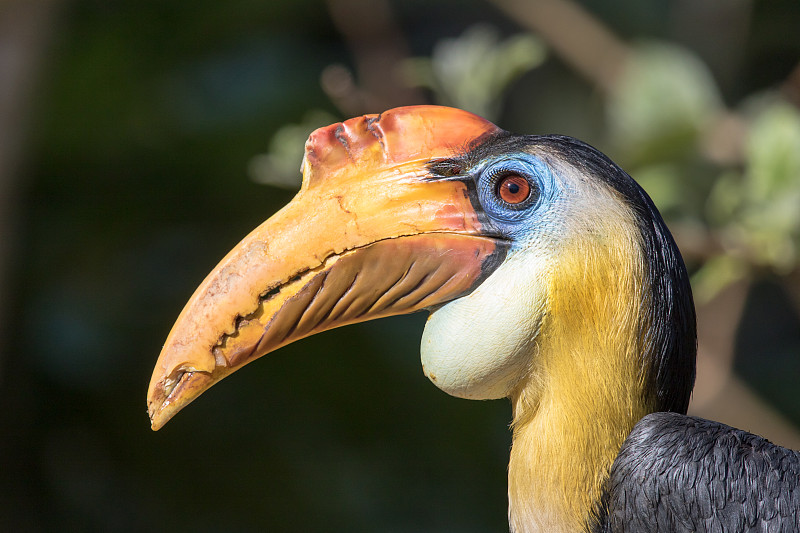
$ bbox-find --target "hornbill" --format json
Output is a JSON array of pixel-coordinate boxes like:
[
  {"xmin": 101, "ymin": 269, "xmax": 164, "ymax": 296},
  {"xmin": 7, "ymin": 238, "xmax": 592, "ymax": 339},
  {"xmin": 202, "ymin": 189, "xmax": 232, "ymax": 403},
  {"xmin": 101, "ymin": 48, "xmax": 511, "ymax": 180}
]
[{"xmin": 147, "ymin": 106, "xmax": 800, "ymax": 532}]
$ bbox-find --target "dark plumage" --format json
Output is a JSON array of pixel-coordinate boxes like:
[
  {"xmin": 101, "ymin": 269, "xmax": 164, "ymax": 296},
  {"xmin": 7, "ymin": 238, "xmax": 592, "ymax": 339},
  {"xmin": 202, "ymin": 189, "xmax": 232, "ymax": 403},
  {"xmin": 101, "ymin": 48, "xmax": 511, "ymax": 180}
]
[{"xmin": 592, "ymin": 412, "xmax": 800, "ymax": 532}]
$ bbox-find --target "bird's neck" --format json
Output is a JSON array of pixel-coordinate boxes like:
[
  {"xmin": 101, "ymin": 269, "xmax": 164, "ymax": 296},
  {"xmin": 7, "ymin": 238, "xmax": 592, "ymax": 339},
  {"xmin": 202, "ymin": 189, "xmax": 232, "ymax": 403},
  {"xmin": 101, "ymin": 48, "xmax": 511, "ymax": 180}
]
[{"xmin": 507, "ymin": 233, "xmax": 654, "ymax": 533}]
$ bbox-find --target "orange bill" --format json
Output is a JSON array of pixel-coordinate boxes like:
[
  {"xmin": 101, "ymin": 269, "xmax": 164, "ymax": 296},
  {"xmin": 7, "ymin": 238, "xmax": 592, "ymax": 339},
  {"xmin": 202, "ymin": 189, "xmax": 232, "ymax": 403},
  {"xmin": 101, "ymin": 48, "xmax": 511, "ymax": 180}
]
[{"xmin": 147, "ymin": 106, "xmax": 508, "ymax": 430}]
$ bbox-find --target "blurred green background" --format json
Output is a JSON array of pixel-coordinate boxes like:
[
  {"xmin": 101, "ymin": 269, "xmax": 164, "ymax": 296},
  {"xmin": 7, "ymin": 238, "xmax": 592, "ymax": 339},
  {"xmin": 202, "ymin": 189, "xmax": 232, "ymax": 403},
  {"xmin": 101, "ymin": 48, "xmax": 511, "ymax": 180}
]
[{"xmin": 1, "ymin": 1, "xmax": 799, "ymax": 531}]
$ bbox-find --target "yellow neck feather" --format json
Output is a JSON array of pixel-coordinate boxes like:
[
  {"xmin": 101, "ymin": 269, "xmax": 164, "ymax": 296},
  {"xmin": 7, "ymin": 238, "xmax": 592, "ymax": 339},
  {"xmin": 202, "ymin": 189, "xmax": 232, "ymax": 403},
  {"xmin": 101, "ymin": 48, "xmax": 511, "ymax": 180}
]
[{"xmin": 507, "ymin": 218, "xmax": 654, "ymax": 532}]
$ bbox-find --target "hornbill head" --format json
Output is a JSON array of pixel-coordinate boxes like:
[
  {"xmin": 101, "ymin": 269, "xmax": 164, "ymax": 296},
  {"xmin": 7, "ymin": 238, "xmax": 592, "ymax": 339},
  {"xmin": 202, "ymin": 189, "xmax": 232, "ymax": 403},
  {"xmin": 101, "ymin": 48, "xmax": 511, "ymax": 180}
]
[{"xmin": 147, "ymin": 105, "xmax": 695, "ymax": 439}]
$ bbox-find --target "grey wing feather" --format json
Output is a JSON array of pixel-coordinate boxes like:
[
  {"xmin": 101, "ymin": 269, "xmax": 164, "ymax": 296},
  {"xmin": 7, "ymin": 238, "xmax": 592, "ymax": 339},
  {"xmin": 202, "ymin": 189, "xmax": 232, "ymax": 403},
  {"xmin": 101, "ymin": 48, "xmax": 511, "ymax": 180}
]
[{"xmin": 590, "ymin": 412, "xmax": 800, "ymax": 533}]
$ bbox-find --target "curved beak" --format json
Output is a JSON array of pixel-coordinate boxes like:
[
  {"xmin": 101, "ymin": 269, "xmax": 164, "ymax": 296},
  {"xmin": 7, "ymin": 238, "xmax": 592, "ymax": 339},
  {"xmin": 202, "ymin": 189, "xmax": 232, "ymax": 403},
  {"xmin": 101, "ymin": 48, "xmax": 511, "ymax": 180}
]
[{"xmin": 147, "ymin": 106, "xmax": 507, "ymax": 430}]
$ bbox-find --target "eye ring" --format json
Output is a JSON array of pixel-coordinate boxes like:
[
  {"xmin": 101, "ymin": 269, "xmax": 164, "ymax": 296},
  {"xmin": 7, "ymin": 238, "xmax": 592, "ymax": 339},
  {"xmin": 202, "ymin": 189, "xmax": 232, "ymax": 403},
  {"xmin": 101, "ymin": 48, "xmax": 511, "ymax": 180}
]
[
  {"xmin": 476, "ymin": 158, "xmax": 545, "ymax": 224},
  {"xmin": 496, "ymin": 174, "xmax": 531, "ymax": 205}
]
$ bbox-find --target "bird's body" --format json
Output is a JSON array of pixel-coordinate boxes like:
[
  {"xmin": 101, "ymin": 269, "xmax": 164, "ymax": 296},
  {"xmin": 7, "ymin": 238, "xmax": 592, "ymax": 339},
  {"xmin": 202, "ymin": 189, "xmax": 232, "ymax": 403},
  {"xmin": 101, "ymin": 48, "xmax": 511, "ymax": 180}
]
[
  {"xmin": 594, "ymin": 413, "xmax": 800, "ymax": 532},
  {"xmin": 146, "ymin": 106, "xmax": 800, "ymax": 532}
]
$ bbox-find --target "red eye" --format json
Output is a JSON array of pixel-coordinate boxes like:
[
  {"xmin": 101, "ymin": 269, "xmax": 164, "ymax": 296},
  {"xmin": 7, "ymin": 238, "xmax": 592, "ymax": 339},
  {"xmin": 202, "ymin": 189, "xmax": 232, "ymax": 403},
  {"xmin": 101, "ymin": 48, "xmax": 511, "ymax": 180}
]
[{"xmin": 496, "ymin": 174, "xmax": 531, "ymax": 204}]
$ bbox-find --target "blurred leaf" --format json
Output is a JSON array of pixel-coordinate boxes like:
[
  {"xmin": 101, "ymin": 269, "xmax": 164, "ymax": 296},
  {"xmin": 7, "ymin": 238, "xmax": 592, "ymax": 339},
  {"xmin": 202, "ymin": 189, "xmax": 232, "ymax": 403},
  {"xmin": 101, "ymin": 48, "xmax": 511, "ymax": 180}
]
[
  {"xmin": 706, "ymin": 170, "xmax": 743, "ymax": 226},
  {"xmin": 632, "ymin": 163, "xmax": 684, "ymax": 212},
  {"xmin": 403, "ymin": 24, "xmax": 545, "ymax": 120},
  {"xmin": 745, "ymin": 100, "xmax": 800, "ymax": 209},
  {"xmin": 249, "ymin": 109, "xmax": 338, "ymax": 189},
  {"xmin": 608, "ymin": 41, "xmax": 723, "ymax": 164},
  {"xmin": 692, "ymin": 254, "xmax": 748, "ymax": 303},
  {"xmin": 705, "ymin": 99, "xmax": 800, "ymax": 273}
]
